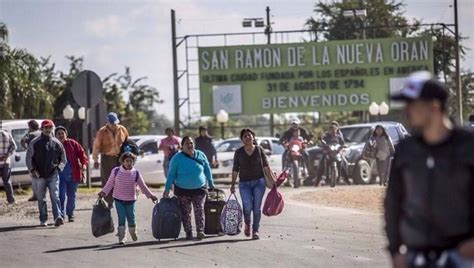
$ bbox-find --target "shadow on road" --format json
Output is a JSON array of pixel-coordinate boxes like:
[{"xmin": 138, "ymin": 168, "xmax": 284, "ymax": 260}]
[
  {"xmin": 156, "ymin": 238, "xmax": 250, "ymax": 250},
  {"xmin": 0, "ymin": 224, "xmax": 45, "ymax": 233},
  {"xmin": 95, "ymin": 240, "xmax": 174, "ymax": 251},
  {"xmin": 43, "ymin": 244, "xmax": 102, "ymax": 253}
]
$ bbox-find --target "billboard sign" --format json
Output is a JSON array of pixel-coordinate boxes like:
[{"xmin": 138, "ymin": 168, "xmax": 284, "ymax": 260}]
[{"xmin": 198, "ymin": 37, "xmax": 433, "ymax": 115}]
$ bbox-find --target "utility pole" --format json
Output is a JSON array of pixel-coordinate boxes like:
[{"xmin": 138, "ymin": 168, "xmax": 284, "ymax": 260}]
[
  {"xmin": 171, "ymin": 9, "xmax": 180, "ymax": 135},
  {"xmin": 265, "ymin": 6, "xmax": 275, "ymax": 137},
  {"xmin": 454, "ymin": 0, "xmax": 463, "ymax": 123}
]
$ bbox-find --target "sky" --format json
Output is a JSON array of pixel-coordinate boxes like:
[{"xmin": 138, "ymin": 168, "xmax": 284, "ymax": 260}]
[{"xmin": 1, "ymin": 0, "xmax": 473, "ymax": 121}]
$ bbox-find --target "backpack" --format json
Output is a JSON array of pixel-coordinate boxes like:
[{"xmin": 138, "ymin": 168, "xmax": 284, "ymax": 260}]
[
  {"xmin": 167, "ymin": 144, "xmax": 179, "ymax": 161},
  {"xmin": 220, "ymin": 193, "xmax": 243, "ymax": 236},
  {"xmin": 120, "ymin": 139, "xmax": 140, "ymax": 156},
  {"xmin": 112, "ymin": 167, "xmax": 140, "ymax": 182}
]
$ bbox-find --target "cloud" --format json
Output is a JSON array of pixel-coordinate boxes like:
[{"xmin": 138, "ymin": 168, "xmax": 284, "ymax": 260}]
[{"xmin": 84, "ymin": 15, "xmax": 132, "ymax": 38}]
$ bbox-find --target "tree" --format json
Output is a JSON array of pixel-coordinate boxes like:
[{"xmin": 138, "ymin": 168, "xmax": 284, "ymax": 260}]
[{"xmin": 305, "ymin": 0, "xmax": 419, "ymax": 41}]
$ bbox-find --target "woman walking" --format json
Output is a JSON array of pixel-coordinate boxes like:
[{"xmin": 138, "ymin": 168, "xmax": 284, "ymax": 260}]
[
  {"xmin": 230, "ymin": 128, "xmax": 270, "ymax": 240},
  {"xmin": 55, "ymin": 126, "xmax": 88, "ymax": 222},
  {"xmin": 363, "ymin": 125, "xmax": 395, "ymax": 186},
  {"xmin": 163, "ymin": 136, "xmax": 215, "ymax": 240}
]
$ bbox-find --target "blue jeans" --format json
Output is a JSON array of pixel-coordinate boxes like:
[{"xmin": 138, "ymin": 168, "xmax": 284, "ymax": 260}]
[
  {"xmin": 239, "ymin": 177, "xmax": 266, "ymax": 232},
  {"xmin": 36, "ymin": 172, "xmax": 62, "ymax": 222},
  {"xmin": 59, "ymin": 173, "xmax": 78, "ymax": 218},
  {"xmin": 114, "ymin": 199, "xmax": 136, "ymax": 227}
]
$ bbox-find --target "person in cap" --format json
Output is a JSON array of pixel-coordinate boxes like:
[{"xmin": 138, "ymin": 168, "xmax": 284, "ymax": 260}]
[
  {"xmin": 195, "ymin": 126, "xmax": 218, "ymax": 168},
  {"xmin": 26, "ymin": 119, "xmax": 67, "ymax": 227},
  {"xmin": 55, "ymin": 126, "xmax": 88, "ymax": 222},
  {"xmin": 92, "ymin": 112, "xmax": 129, "ymax": 208},
  {"xmin": 21, "ymin": 120, "xmax": 41, "ymax": 202},
  {"xmin": 279, "ymin": 118, "xmax": 312, "ymax": 172},
  {"xmin": 385, "ymin": 71, "xmax": 474, "ymax": 267},
  {"xmin": 0, "ymin": 129, "xmax": 17, "ymax": 204}
]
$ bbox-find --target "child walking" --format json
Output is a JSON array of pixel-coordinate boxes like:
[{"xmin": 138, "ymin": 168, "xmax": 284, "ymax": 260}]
[{"xmin": 99, "ymin": 152, "xmax": 157, "ymax": 244}]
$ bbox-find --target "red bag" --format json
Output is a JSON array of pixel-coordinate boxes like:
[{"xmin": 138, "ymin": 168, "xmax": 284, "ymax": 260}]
[{"xmin": 262, "ymin": 170, "xmax": 288, "ymax": 217}]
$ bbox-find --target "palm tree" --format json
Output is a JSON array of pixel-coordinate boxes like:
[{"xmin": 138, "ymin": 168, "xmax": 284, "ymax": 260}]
[{"xmin": 0, "ymin": 22, "xmax": 8, "ymax": 42}]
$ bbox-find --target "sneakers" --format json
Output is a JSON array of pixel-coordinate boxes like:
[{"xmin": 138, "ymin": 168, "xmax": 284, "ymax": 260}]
[
  {"xmin": 244, "ymin": 224, "xmax": 251, "ymax": 237},
  {"xmin": 118, "ymin": 226, "xmax": 127, "ymax": 245},
  {"xmin": 28, "ymin": 196, "xmax": 37, "ymax": 202},
  {"xmin": 54, "ymin": 217, "xmax": 64, "ymax": 227},
  {"xmin": 40, "ymin": 221, "xmax": 48, "ymax": 227},
  {"xmin": 196, "ymin": 232, "xmax": 206, "ymax": 240},
  {"xmin": 252, "ymin": 231, "xmax": 260, "ymax": 240},
  {"xmin": 185, "ymin": 231, "xmax": 193, "ymax": 241},
  {"xmin": 68, "ymin": 216, "xmax": 75, "ymax": 222}
]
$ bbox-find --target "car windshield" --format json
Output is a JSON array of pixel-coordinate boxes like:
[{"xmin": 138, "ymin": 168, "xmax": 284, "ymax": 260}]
[
  {"xmin": 340, "ymin": 127, "xmax": 372, "ymax": 143},
  {"xmin": 216, "ymin": 140, "xmax": 242, "ymax": 152}
]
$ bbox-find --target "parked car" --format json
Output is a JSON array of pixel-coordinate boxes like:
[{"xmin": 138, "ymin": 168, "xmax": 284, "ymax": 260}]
[
  {"xmin": 307, "ymin": 121, "xmax": 410, "ymax": 185},
  {"xmin": 91, "ymin": 135, "xmax": 167, "ymax": 186},
  {"xmin": 0, "ymin": 119, "xmax": 46, "ymax": 187},
  {"xmin": 212, "ymin": 137, "xmax": 285, "ymax": 178}
]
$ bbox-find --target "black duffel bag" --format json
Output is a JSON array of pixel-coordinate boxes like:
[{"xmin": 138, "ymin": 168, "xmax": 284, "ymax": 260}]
[{"xmin": 91, "ymin": 197, "xmax": 115, "ymax": 237}]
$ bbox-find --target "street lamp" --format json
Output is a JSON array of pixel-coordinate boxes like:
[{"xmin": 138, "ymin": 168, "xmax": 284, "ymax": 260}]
[
  {"xmin": 63, "ymin": 104, "xmax": 74, "ymax": 120},
  {"xmin": 78, "ymin": 107, "xmax": 86, "ymax": 120},
  {"xmin": 216, "ymin": 109, "xmax": 229, "ymax": 140},
  {"xmin": 369, "ymin": 102, "xmax": 390, "ymax": 122}
]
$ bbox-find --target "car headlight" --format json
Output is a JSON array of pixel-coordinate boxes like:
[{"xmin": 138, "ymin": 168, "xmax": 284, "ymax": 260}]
[{"xmin": 222, "ymin": 159, "xmax": 233, "ymax": 167}]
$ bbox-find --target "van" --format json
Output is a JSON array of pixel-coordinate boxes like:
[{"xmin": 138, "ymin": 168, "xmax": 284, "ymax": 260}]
[{"xmin": 0, "ymin": 119, "xmax": 46, "ymax": 187}]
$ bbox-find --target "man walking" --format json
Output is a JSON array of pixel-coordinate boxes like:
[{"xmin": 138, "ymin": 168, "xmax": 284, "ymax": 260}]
[
  {"xmin": 0, "ymin": 129, "xmax": 17, "ymax": 204},
  {"xmin": 195, "ymin": 126, "xmax": 217, "ymax": 167},
  {"xmin": 26, "ymin": 120, "xmax": 67, "ymax": 226},
  {"xmin": 385, "ymin": 71, "xmax": 474, "ymax": 267},
  {"xmin": 92, "ymin": 112, "xmax": 129, "ymax": 208},
  {"xmin": 21, "ymin": 120, "xmax": 41, "ymax": 202}
]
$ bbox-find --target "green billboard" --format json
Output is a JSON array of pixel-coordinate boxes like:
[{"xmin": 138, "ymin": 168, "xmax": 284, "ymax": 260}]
[{"xmin": 198, "ymin": 37, "xmax": 433, "ymax": 116}]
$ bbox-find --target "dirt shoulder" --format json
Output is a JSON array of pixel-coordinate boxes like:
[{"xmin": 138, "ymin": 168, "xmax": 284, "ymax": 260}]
[{"xmin": 289, "ymin": 185, "xmax": 386, "ymax": 213}]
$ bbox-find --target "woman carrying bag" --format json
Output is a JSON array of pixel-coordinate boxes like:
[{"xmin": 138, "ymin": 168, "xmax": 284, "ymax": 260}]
[
  {"xmin": 230, "ymin": 128, "xmax": 273, "ymax": 240},
  {"xmin": 163, "ymin": 136, "xmax": 216, "ymax": 241}
]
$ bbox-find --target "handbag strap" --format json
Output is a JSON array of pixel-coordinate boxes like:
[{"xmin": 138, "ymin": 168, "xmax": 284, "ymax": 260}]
[
  {"xmin": 182, "ymin": 151, "xmax": 204, "ymax": 166},
  {"xmin": 227, "ymin": 192, "xmax": 241, "ymax": 206}
]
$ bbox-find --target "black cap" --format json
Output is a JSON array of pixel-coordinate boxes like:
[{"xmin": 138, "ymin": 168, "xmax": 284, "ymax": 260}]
[
  {"xmin": 54, "ymin": 126, "xmax": 67, "ymax": 135},
  {"xmin": 391, "ymin": 71, "xmax": 448, "ymax": 103}
]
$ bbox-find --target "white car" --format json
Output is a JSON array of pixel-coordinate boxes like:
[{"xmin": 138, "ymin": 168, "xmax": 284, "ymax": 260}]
[
  {"xmin": 91, "ymin": 135, "xmax": 167, "ymax": 186},
  {"xmin": 0, "ymin": 119, "xmax": 46, "ymax": 187},
  {"xmin": 212, "ymin": 137, "xmax": 285, "ymax": 178}
]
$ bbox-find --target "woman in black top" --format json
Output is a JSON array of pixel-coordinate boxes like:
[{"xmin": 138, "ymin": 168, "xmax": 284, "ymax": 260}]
[{"xmin": 230, "ymin": 128, "xmax": 270, "ymax": 240}]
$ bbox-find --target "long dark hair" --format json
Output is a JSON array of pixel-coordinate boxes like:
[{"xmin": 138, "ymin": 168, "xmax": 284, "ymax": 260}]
[
  {"xmin": 181, "ymin": 136, "xmax": 193, "ymax": 146},
  {"xmin": 240, "ymin": 128, "xmax": 257, "ymax": 145},
  {"xmin": 372, "ymin": 125, "xmax": 389, "ymax": 139}
]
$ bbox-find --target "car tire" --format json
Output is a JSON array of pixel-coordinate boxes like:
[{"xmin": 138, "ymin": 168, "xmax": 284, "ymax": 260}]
[{"xmin": 353, "ymin": 159, "xmax": 373, "ymax": 185}]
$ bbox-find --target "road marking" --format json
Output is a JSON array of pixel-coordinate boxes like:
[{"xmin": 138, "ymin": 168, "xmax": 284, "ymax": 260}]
[{"xmin": 352, "ymin": 256, "xmax": 373, "ymax": 262}]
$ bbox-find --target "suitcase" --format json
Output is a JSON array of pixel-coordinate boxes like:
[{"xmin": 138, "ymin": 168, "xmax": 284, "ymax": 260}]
[
  {"xmin": 204, "ymin": 188, "xmax": 226, "ymax": 235},
  {"xmin": 152, "ymin": 197, "xmax": 182, "ymax": 240}
]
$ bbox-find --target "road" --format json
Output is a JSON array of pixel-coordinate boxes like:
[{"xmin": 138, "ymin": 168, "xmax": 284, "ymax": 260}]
[{"xmin": 0, "ymin": 186, "xmax": 390, "ymax": 267}]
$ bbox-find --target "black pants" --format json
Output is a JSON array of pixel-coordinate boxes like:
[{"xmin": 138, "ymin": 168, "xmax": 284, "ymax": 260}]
[{"xmin": 1, "ymin": 164, "xmax": 15, "ymax": 203}]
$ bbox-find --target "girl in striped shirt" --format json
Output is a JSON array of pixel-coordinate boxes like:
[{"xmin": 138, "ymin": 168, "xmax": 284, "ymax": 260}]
[{"xmin": 99, "ymin": 152, "xmax": 157, "ymax": 244}]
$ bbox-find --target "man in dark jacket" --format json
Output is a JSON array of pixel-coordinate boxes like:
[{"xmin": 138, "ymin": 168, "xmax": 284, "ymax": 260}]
[
  {"xmin": 26, "ymin": 120, "xmax": 67, "ymax": 227},
  {"xmin": 385, "ymin": 71, "xmax": 474, "ymax": 267},
  {"xmin": 280, "ymin": 118, "xmax": 312, "ymax": 171},
  {"xmin": 195, "ymin": 126, "xmax": 217, "ymax": 167},
  {"xmin": 21, "ymin": 120, "xmax": 41, "ymax": 202}
]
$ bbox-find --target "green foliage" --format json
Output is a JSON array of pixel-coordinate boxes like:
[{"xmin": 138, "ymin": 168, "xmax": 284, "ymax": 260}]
[{"xmin": 305, "ymin": 0, "xmax": 419, "ymax": 41}]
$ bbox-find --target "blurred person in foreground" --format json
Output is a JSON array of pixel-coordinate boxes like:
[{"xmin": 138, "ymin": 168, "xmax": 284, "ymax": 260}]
[{"xmin": 385, "ymin": 71, "xmax": 474, "ymax": 268}]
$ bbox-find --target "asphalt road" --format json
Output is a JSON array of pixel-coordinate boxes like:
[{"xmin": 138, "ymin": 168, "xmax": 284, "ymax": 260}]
[{"xmin": 0, "ymin": 186, "xmax": 390, "ymax": 268}]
